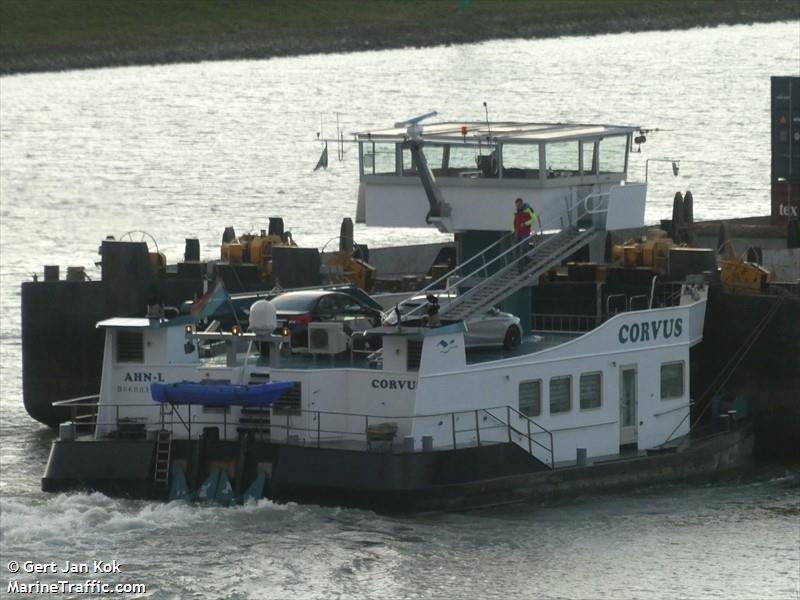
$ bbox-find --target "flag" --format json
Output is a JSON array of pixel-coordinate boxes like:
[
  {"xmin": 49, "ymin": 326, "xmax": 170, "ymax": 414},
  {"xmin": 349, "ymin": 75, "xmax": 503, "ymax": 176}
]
[
  {"xmin": 191, "ymin": 279, "xmax": 229, "ymax": 320},
  {"xmin": 314, "ymin": 143, "xmax": 328, "ymax": 171}
]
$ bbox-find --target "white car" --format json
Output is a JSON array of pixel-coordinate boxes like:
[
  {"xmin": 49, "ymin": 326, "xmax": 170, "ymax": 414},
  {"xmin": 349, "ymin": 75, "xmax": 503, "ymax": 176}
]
[{"xmin": 382, "ymin": 294, "xmax": 523, "ymax": 350}]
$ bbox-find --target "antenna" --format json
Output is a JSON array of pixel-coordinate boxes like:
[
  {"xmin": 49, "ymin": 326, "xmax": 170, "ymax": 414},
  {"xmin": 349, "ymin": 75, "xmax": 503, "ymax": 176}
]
[{"xmin": 394, "ymin": 111, "xmax": 438, "ymax": 140}]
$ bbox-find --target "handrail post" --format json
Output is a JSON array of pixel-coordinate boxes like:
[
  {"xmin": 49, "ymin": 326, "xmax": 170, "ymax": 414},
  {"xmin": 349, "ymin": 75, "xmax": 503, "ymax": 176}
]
[
  {"xmin": 188, "ymin": 404, "xmax": 192, "ymax": 439},
  {"xmin": 506, "ymin": 406, "xmax": 512, "ymax": 443},
  {"xmin": 527, "ymin": 418, "xmax": 532, "ymax": 455},
  {"xmin": 451, "ymin": 412, "xmax": 457, "ymax": 449},
  {"xmin": 115, "ymin": 405, "xmax": 119, "ymax": 433},
  {"xmin": 317, "ymin": 411, "xmax": 321, "ymax": 448},
  {"xmin": 475, "ymin": 409, "xmax": 481, "ymax": 446},
  {"xmin": 550, "ymin": 431, "xmax": 555, "ymax": 470},
  {"xmin": 365, "ymin": 414, "xmax": 369, "ymax": 449},
  {"xmin": 223, "ymin": 409, "xmax": 227, "ymax": 441}
]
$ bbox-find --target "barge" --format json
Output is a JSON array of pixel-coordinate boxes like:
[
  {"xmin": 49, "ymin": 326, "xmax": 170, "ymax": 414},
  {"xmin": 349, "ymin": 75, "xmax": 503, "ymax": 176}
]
[
  {"xmin": 44, "ymin": 282, "xmax": 752, "ymax": 512},
  {"xmin": 42, "ymin": 114, "xmax": 760, "ymax": 511}
]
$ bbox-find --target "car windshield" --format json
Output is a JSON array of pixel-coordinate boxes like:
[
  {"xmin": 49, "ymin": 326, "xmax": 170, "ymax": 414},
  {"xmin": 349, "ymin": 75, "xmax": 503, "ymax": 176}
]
[{"xmin": 270, "ymin": 294, "xmax": 318, "ymax": 312}]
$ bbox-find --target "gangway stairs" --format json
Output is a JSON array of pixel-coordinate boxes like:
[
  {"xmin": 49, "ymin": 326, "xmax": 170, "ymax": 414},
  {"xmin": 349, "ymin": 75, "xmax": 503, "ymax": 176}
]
[{"xmin": 442, "ymin": 226, "xmax": 598, "ymax": 321}]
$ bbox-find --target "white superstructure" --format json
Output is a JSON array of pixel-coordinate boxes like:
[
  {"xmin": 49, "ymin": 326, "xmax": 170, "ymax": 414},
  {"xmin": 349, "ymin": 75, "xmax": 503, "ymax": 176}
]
[
  {"xmin": 354, "ymin": 121, "xmax": 646, "ymax": 233},
  {"xmin": 89, "ymin": 282, "xmax": 706, "ymax": 466}
]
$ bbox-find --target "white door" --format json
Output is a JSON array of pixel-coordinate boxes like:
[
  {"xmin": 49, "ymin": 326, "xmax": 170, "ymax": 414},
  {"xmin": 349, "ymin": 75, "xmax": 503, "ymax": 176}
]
[{"xmin": 619, "ymin": 366, "xmax": 638, "ymax": 446}]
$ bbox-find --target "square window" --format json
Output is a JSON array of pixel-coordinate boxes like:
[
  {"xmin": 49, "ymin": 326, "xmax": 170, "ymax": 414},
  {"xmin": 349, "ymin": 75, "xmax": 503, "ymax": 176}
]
[
  {"xmin": 550, "ymin": 376, "xmax": 572, "ymax": 414},
  {"xmin": 580, "ymin": 372, "xmax": 602, "ymax": 410},
  {"xmin": 519, "ymin": 380, "xmax": 541, "ymax": 417},
  {"xmin": 661, "ymin": 362, "xmax": 684, "ymax": 399}
]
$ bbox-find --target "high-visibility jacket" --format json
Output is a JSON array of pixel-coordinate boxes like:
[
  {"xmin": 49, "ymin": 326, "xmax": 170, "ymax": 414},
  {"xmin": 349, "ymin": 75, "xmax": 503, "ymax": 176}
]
[{"xmin": 513, "ymin": 203, "xmax": 537, "ymax": 237}]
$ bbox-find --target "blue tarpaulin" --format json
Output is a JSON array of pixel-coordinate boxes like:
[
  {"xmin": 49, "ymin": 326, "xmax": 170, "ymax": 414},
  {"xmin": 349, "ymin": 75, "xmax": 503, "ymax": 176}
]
[{"xmin": 151, "ymin": 380, "xmax": 294, "ymax": 407}]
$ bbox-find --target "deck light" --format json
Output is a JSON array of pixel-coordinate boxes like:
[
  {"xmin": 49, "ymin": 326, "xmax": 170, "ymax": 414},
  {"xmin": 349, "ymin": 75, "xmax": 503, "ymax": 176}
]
[
  {"xmin": 460, "ymin": 125, "xmax": 468, "ymax": 138},
  {"xmin": 231, "ymin": 325, "xmax": 241, "ymax": 336}
]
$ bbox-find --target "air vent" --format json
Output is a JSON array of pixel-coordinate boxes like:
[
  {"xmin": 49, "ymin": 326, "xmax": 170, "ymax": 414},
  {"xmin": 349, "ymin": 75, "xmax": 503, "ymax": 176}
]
[
  {"xmin": 116, "ymin": 330, "xmax": 144, "ymax": 363},
  {"xmin": 407, "ymin": 340, "xmax": 423, "ymax": 371},
  {"xmin": 273, "ymin": 382, "xmax": 301, "ymax": 416}
]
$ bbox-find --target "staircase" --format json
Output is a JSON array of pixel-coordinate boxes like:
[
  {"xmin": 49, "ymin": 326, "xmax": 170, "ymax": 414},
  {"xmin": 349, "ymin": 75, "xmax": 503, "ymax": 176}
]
[
  {"xmin": 442, "ymin": 226, "xmax": 597, "ymax": 321},
  {"xmin": 153, "ymin": 430, "xmax": 172, "ymax": 490}
]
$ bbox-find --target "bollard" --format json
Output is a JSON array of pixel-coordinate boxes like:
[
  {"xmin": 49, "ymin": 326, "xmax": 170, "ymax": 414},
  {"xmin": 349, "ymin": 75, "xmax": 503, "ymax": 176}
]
[
  {"xmin": 422, "ymin": 435, "xmax": 433, "ymax": 452},
  {"xmin": 576, "ymin": 447, "xmax": 587, "ymax": 467},
  {"xmin": 403, "ymin": 436, "xmax": 415, "ymax": 453},
  {"xmin": 59, "ymin": 421, "xmax": 76, "ymax": 441}
]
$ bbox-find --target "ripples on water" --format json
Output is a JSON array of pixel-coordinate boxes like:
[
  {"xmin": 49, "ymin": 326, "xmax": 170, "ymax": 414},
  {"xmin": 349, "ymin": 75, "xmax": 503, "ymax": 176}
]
[{"xmin": 1, "ymin": 22, "xmax": 799, "ymax": 599}]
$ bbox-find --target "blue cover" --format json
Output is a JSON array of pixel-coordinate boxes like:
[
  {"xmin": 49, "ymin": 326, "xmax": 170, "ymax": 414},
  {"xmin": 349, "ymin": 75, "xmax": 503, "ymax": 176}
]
[{"xmin": 151, "ymin": 380, "xmax": 294, "ymax": 407}]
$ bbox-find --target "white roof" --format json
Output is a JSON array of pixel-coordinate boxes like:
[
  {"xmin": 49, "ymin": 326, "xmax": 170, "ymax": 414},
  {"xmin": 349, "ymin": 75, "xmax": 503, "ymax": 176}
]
[
  {"xmin": 96, "ymin": 317, "xmax": 158, "ymax": 329},
  {"xmin": 355, "ymin": 121, "xmax": 638, "ymax": 144}
]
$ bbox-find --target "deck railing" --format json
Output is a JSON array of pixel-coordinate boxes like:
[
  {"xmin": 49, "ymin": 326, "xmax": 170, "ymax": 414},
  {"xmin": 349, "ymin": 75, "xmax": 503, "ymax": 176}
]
[{"xmin": 51, "ymin": 398, "xmax": 554, "ymax": 469}]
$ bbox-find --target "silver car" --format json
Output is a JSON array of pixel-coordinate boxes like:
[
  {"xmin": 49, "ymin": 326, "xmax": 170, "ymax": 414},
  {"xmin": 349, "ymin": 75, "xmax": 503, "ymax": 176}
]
[{"xmin": 382, "ymin": 294, "xmax": 523, "ymax": 350}]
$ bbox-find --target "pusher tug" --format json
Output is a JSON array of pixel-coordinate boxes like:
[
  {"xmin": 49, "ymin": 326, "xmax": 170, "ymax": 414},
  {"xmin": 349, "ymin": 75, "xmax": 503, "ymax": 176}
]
[{"xmin": 42, "ymin": 115, "xmax": 752, "ymax": 512}]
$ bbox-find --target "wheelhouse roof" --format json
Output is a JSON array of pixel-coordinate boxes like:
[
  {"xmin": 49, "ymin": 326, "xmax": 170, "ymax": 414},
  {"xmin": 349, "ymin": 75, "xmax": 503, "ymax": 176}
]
[{"xmin": 354, "ymin": 121, "xmax": 639, "ymax": 145}]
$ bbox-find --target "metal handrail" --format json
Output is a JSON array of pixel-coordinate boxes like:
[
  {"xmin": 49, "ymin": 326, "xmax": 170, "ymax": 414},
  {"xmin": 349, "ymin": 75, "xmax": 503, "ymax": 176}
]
[
  {"xmin": 54, "ymin": 400, "xmax": 554, "ymax": 465},
  {"xmin": 480, "ymin": 406, "xmax": 555, "ymax": 469},
  {"xmin": 391, "ymin": 231, "xmax": 517, "ymax": 319},
  {"xmin": 52, "ymin": 394, "xmax": 100, "ymax": 406}
]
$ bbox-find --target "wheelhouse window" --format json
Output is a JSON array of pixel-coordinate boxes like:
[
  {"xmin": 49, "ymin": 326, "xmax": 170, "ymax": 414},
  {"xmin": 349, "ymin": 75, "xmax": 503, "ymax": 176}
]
[
  {"xmin": 447, "ymin": 145, "xmax": 478, "ymax": 171},
  {"xmin": 501, "ymin": 143, "xmax": 540, "ymax": 179},
  {"xmin": 546, "ymin": 141, "xmax": 580, "ymax": 179},
  {"xmin": 581, "ymin": 140, "xmax": 597, "ymax": 175},
  {"xmin": 116, "ymin": 330, "xmax": 144, "ymax": 363},
  {"xmin": 362, "ymin": 142, "xmax": 397, "ymax": 175},
  {"xmin": 549, "ymin": 376, "xmax": 572, "ymax": 414},
  {"xmin": 519, "ymin": 379, "xmax": 542, "ymax": 417},
  {"xmin": 579, "ymin": 372, "xmax": 602, "ymax": 410},
  {"xmin": 598, "ymin": 135, "xmax": 628, "ymax": 175},
  {"xmin": 402, "ymin": 145, "xmax": 445, "ymax": 176},
  {"xmin": 660, "ymin": 362, "xmax": 684, "ymax": 400}
]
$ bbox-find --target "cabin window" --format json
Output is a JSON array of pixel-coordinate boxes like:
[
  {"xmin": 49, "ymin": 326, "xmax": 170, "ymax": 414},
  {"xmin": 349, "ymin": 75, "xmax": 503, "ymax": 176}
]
[
  {"xmin": 363, "ymin": 142, "xmax": 397, "ymax": 175},
  {"xmin": 598, "ymin": 135, "xmax": 627, "ymax": 175},
  {"xmin": 660, "ymin": 361, "xmax": 684, "ymax": 400},
  {"xmin": 579, "ymin": 372, "xmax": 602, "ymax": 410},
  {"xmin": 518, "ymin": 380, "xmax": 542, "ymax": 417},
  {"xmin": 404, "ymin": 145, "xmax": 445, "ymax": 175},
  {"xmin": 549, "ymin": 376, "xmax": 572, "ymax": 414},
  {"xmin": 501, "ymin": 144, "xmax": 540, "ymax": 179},
  {"xmin": 546, "ymin": 141, "xmax": 580, "ymax": 179},
  {"xmin": 447, "ymin": 145, "xmax": 478, "ymax": 171},
  {"xmin": 581, "ymin": 141, "xmax": 597, "ymax": 175},
  {"xmin": 116, "ymin": 331, "xmax": 144, "ymax": 363}
]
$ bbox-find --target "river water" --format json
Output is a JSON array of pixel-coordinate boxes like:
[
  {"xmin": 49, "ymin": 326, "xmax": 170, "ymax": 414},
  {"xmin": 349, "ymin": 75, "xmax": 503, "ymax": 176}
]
[{"xmin": 1, "ymin": 22, "xmax": 799, "ymax": 599}]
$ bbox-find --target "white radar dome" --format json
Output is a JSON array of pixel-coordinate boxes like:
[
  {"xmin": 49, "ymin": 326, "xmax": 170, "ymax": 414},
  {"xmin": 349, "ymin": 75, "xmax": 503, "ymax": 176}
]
[{"xmin": 249, "ymin": 300, "xmax": 277, "ymax": 334}]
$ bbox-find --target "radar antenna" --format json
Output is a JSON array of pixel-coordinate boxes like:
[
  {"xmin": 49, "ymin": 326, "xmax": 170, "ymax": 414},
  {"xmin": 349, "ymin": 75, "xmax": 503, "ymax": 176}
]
[{"xmin": 394, "ymin": 111, "xmax": 438, "ymax": 140}]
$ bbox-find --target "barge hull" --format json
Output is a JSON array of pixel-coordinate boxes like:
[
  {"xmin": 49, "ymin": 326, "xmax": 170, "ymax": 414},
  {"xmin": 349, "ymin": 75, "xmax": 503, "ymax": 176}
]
[{"xmin": 42, "ymin": 430, "xmax": 753, "ymax": 513}]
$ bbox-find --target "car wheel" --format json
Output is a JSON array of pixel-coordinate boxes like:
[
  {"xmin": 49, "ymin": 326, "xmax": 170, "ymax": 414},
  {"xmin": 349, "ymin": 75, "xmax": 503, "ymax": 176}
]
[{"xmin": 503, "ymin": 326, "xmax": 521, "ymax": 350}]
